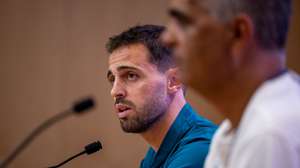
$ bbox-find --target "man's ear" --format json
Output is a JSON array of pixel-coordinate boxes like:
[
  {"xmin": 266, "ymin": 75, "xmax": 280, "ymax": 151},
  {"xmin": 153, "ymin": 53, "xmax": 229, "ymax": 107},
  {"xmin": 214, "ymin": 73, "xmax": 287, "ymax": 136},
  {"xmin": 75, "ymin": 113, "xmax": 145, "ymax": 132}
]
[
  {"xmin": 166, "ymin": 68, "xmax": 182, "ymax": 94},
  {"xmin": 229, "ymin": 14, "xmax": 255, "ymax": 67}
]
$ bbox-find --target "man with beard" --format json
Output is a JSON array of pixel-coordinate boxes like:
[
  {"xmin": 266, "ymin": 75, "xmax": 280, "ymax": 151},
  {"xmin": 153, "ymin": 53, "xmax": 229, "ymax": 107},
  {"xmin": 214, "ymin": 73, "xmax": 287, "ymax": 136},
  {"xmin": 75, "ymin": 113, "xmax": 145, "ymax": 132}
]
[
  {"xmin": 106, "ymin": 25, "xmax": 217, "ymax": 168},
  {"xmin": 162, "ymin": 0, "xmax": 300, "ymax": 167}
]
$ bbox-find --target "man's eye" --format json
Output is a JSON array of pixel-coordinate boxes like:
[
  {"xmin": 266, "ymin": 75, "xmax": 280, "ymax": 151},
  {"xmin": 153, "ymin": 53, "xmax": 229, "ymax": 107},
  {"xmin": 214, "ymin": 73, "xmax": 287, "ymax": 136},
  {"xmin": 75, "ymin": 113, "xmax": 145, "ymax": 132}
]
[
  {"xmin": 176, "ymin": 19, "xmax": 192, "ymax": 30},
  {"xmin": 169, "ymin": 10, "xmax": 193, "ymax": 29},
  {"xmin": 108, "ymin": 76, "xmax": 115, "ymax": 85},
  {"xmin": 127, "ymin": 72, "xmax": 139, "ymax": 81}
]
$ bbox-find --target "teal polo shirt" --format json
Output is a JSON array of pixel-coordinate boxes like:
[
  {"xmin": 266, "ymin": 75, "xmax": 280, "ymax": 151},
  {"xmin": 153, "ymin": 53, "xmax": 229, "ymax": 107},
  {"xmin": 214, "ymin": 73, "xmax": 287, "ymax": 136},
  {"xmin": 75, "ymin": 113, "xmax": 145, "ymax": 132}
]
[{"xmin": 140, "ymin": 103, "xmax": 217, "ymax": 168}]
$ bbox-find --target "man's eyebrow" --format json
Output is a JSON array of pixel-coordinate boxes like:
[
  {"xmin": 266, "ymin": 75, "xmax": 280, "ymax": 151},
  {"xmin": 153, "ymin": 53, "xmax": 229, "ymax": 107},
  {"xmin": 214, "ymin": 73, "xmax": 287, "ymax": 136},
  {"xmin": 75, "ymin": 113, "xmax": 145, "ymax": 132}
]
[
  {"xmin": 107, "ymin": 66, "xmax": 141, "ymax": 79},
  {"xmin": 168, "ymin": 8, "xmax": 192, "ymax": 24},
  {"xmin": 116, "ymin": 65, "xmax": 140, "ymax": 72}
]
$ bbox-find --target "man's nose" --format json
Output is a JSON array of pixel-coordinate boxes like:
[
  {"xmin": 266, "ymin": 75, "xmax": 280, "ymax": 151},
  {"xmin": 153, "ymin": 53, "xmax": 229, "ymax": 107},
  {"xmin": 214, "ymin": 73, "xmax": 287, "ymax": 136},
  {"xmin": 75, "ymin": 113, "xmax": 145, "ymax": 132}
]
[{"xmin": 110, "ymin": 80, "xmax": 126, "ymax": 100}]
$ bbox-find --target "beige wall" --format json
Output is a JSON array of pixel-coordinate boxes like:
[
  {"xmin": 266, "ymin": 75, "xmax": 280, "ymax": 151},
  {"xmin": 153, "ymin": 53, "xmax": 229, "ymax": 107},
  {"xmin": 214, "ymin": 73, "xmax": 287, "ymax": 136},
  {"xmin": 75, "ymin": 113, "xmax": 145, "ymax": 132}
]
[{"xmin": 0, "ymin": 0, "xmax": 299, "ymax": 168}]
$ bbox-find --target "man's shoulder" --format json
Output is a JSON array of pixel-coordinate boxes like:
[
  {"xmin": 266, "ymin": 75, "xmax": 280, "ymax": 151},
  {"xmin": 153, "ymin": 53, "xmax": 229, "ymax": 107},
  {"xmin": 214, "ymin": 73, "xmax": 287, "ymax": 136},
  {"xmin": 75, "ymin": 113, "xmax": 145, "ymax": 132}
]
[
  {"xmin": 141, "ymin": 103, "xmax": 218, "ymax": 168},
  {"xmin": 183, "ymin": 103, "xmax": 217, "ymax": 125},
  {"xmin": 239, "ymin": 71, "xmax": 300, "ymax": 141},
  {"xmin": 170, "ymin": 110, "xmax": 217, "ymax": 158},
  {"xmin": 183, "ymin": 103, "xmax": 218, "ymax": 139},
  {"xmin": 165, "ymin": 135, "xmax": 212, "ymax": 168}
]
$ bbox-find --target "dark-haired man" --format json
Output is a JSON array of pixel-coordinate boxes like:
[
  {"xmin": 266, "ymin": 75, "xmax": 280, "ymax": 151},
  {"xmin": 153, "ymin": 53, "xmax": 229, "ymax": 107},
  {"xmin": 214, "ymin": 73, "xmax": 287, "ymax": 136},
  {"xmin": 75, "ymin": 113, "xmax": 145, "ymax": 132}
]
[
  {"xmin": 106, "ymin": 25, "xmax": 217, "ymax": 168},
  {"xmin": 163, "ymin": 0, "xmax": 300, "ymax": 167}
]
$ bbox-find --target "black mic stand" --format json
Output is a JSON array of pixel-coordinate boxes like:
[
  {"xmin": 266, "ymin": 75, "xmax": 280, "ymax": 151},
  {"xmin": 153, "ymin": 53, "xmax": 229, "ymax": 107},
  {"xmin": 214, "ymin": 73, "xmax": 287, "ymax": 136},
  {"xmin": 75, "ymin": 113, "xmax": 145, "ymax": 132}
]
[
  {"xmin": 0, "ymin": 98, "xmax": 95, "ymax": 168},
  {"xmin": 48, "ymin": 141, "xmax": 102, "ymax": 168}
]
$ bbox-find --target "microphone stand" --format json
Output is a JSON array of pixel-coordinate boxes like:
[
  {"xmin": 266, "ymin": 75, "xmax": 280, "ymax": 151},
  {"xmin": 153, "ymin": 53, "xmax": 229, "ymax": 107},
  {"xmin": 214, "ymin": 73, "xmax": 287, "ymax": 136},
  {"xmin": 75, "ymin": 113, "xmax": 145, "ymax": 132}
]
[
  {"xmin": 48, "ymin": 141, "xmax": 102, "ymax": 168},
  {"xmin": 48, "ymin": 150, "xmax": 85, "ymax": 168},
  {"xmin": 0, "ymin": 98, "xmax": 95, "ymax": 168},
  {"xmin": 0, "ymin": 110, "xmax": 72, "ymax": 168}
]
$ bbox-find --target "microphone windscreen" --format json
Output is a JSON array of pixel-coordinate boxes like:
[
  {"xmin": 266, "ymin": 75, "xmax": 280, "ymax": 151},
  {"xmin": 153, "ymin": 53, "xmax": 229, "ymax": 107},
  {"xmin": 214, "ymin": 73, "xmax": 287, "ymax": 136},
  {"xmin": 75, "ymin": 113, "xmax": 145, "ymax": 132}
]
[
  {"xmin": 85, "ymin": 141, "xmax": 102, "ymax": 155},
  {"xmin": 73, "ymin": 98, "xmax": 95, "ymax": 114}
]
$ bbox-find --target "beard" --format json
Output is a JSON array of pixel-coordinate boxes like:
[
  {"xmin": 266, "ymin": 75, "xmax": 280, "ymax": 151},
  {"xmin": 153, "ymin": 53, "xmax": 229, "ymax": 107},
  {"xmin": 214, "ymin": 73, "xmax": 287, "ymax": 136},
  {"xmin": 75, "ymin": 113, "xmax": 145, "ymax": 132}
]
[{"xmin": 118, "ymin": 83, "xmax": 171, "ymax": 133}]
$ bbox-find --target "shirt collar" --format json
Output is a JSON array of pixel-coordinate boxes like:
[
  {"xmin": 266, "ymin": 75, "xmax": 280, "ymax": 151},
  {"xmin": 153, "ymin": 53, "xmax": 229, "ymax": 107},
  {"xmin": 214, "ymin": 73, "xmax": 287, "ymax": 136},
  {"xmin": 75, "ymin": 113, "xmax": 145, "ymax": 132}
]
[{"xmin": 150, "ymin": 103, "xmax": 195, "ymax": 167}]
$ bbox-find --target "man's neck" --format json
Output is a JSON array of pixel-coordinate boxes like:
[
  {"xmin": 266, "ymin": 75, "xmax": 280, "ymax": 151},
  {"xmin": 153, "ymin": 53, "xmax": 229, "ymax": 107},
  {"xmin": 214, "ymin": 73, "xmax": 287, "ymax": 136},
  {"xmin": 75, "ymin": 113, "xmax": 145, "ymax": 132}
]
[
  {"xmin": 209, "ymin": 50, "xmax": 286, "ymax": 130},
  {"xmin": 141, "ymin": 91, "xmax": 186, "ymax": 152}
]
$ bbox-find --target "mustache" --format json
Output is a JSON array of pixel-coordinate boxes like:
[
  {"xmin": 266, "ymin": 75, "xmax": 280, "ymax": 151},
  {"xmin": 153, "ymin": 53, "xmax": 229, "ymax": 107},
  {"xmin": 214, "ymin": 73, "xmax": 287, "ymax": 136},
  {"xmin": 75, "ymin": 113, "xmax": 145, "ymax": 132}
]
[{"xmin": 115, "ymin": 98, "xmax": 135, "ymax": 108}]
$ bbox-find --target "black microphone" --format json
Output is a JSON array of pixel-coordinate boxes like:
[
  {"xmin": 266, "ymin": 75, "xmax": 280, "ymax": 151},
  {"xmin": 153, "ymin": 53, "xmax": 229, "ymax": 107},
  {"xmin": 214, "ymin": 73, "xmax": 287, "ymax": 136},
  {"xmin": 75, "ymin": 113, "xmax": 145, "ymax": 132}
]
[
  {"xmin": 0, "ymin": 97, "xmax": 95, "ymax": 168},
  {"xmin": 48, "ymin": 141, "xmax": 102, "ymax": 168},
  {"xmin": 73, "ymin": 98, "xmax": 95, "ymax": 114}
]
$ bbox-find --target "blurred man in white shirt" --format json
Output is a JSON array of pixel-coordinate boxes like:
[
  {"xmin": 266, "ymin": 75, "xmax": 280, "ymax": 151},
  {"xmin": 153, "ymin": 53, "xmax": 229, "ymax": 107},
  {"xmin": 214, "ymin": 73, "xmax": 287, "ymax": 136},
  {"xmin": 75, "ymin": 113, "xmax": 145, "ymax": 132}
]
[{"xmin": 162, "ymin": 0, "xmax": 300, "ymax": 167}]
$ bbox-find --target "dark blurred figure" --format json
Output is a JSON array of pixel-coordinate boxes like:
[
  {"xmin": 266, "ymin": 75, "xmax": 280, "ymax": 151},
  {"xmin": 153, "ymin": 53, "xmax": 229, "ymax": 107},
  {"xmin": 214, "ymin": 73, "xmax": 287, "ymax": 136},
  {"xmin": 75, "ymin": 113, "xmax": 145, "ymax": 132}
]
[
  {"xmin": 106, "ymin": 25, "xmax": 217, "ymax": 168},
  {"xmin": 163, "ymin": 0, "xmax": 300, "ymax": 167}
]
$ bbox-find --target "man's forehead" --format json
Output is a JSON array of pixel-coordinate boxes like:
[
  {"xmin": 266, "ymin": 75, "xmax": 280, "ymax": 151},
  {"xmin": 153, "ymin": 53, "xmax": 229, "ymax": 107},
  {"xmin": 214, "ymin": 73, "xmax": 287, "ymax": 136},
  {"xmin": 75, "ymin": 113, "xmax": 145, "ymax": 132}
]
[
  {"xmin": 108, "ymin": 44, "xmax": 156, "ymax": 73},
  {"xmin": 169, "ymin": 0, "xmax": 205, "ymax": 18},
  {"xmin": 170, "ymin": 0, "xmax": 198, "ymax": 8}
]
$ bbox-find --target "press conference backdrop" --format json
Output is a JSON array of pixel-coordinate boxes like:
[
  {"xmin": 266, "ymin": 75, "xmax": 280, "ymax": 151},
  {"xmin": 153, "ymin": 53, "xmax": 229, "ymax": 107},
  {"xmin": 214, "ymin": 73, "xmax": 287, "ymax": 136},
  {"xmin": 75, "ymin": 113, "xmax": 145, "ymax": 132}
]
[{"xmin": 0, "ymin": 0, "xmax": 299, "ymax": 167}]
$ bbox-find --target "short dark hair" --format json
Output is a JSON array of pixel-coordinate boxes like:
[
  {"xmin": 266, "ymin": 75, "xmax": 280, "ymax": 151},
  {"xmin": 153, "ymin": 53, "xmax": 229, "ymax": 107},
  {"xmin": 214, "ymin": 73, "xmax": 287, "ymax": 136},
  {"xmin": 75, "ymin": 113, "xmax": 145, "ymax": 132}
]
[
  {"xmin": 206, "ymin": 0, "xmax": 292, "ymax": 49},
  {"xmin": 106, "ymin": 25, "xmax": 174, "ymax": 72}
]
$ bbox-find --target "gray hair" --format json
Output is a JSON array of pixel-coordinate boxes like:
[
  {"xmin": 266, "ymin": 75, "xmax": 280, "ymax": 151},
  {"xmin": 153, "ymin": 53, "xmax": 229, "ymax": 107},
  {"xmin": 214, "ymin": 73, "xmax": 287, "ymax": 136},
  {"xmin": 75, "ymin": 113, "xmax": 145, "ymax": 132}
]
[{"xmin": 203, "ymin": 0, "xmax": 292, "ymax": 49}]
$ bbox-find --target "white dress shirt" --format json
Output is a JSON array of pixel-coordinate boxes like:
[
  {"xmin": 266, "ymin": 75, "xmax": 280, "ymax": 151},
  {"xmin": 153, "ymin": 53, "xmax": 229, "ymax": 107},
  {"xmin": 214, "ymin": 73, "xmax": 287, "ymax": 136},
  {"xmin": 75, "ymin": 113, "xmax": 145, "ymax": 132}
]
[{"xmin": 205, "ymin": 71, "xmax": 300, "ymax": 168}]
